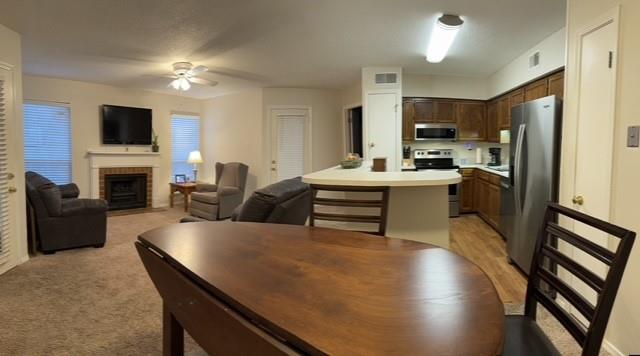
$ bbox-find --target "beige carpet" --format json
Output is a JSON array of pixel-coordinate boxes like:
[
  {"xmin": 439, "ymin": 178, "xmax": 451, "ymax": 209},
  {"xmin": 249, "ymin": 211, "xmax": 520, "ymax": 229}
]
[{"xmin": 0, "ymin": 207, "xmax": 604, "ymax": 355}]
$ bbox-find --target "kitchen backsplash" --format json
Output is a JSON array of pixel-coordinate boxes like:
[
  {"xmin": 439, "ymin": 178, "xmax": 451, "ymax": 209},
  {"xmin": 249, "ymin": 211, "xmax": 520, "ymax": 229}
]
[{"xmin": 406, "ymin": 141, "xmax": 510, "ymax": 165}]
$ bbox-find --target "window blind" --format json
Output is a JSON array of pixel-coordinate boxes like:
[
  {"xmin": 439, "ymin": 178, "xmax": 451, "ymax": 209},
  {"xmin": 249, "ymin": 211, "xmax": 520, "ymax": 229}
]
[
  {"xmin": 276, "ymin": 115, "xmax": 305, "ymax": 181},
  {"xmin": 0, "ymin": 76, "xmax": 10, "ymax": 264},
  {"xmin": 171, "ymin": 115, "xmax": 200, "ymax": 179},
  {"xmin": 24, "ymin": 103, "xmax": 72, "ymax": 184}
]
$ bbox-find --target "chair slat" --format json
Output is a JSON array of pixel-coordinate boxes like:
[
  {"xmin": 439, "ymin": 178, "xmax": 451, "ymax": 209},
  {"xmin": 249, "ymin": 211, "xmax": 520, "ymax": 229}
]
[
  {"xmin": 312, "ymin": 212, "xmax": 381, "ymax": 224},
  {"xmin": 313, "ymin": 198, "xmax": 383, "ymax": 208},
  {"xmin": 542, "ymin": 245, "xmax": 605, "ymax": 294},
  {"xmin": 547, "ymin": 222, "xmax": 615, "ymax": 265},
  {"xmin": 535, "ymin": 289, "xmax": 587, "ymax": 346},
  {"xmin": 537, "ymin": 267, "xmax": 595, "ymax": 321}
]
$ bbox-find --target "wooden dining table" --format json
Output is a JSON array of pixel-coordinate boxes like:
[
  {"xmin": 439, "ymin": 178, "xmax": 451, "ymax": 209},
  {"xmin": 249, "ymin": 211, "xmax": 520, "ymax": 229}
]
[{"xmin": 136, "ymin": 222, "xmax": 504, "ymax": 355}]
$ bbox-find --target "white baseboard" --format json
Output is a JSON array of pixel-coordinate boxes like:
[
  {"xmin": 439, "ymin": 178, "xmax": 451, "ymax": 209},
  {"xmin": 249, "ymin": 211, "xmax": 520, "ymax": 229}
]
[{"xmin": 602, "ymin": 339, "xmax": 624, "ymax": 356}]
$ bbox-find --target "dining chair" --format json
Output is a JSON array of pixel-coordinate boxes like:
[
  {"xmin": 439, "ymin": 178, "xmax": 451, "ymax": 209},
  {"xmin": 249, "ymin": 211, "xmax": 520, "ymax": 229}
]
[
  {"xmin": 504, "ymin": 202, "xmax": 636, "ymax": 356},
  {"xmin": 309, "ymin": 184, "xmax": 390, "ymax": 236}
]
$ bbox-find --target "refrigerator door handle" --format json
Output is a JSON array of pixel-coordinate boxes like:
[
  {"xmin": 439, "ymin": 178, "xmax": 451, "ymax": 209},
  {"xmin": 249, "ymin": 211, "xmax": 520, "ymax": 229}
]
[{"xmin": 514, "ymin": 123, "xmax": 526, "ymax": 215}]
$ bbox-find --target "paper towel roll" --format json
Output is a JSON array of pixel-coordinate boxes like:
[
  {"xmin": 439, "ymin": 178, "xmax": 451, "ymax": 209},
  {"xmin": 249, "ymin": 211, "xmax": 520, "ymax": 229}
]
[{"xmin": 476, "ymin": 148, "xmax": 482, "ymax": 164}]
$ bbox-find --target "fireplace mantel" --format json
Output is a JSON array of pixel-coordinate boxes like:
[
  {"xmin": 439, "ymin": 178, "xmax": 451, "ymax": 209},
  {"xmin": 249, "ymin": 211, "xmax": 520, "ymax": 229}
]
[{"xmin": 87, "ymin": 150, "xmax": 161, "ymax": 208}]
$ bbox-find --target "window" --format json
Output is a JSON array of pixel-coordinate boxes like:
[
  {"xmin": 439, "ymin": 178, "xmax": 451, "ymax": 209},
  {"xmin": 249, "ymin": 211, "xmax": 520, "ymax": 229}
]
[
  {"xmin": 23, "ymin": 102, "xmax": 72, "ymax": 184},
  {"xmin": 171, "ymin": 115, "xmax": 200, "ymax": 179}
]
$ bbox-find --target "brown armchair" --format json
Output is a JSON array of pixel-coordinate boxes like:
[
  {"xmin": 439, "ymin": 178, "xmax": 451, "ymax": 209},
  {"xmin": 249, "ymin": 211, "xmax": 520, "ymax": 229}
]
[{"xmin": 189, "ymin": 162, "xmax": 248, "ymax": 220}]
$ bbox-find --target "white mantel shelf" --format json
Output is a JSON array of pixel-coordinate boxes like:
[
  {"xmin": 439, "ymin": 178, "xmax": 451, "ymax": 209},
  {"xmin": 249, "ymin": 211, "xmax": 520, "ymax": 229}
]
[{"xmin": 87, "ymin": 150, "xmax": 160, "ymax": 156}]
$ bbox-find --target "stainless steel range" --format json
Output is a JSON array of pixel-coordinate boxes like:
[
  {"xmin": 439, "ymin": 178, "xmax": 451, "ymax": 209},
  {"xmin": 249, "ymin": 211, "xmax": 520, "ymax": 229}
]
[{"xmin": 413, "ymin": 149, "xmax": 460, "ymax": 217}]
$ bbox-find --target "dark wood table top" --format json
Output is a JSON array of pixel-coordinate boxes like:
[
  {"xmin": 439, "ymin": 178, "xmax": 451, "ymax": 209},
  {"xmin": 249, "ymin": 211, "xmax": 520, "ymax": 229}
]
[{"xmin": 139, "ymin": 222, "xmax": 504, "ymax": 355}]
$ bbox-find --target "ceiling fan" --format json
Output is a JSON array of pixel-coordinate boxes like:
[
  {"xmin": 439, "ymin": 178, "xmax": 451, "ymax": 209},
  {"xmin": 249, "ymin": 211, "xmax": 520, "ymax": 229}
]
[{"xmin": 167, "ymin": 62, "xmax": 218, "ymax": 91}]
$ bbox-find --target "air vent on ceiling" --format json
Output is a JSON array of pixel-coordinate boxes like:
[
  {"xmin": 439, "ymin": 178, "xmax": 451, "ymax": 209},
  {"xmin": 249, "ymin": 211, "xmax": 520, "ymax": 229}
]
[
  {"xmin": 529, "ymin": 51, "xmax": 540, "ymax": 68},
  {"xmin": 375, "ymin": 73, "xmax": 398, "ymax": 84}
]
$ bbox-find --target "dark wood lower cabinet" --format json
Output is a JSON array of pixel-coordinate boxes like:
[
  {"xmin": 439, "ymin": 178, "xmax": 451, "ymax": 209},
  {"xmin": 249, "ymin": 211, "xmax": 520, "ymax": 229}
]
[{"xmin": 460, "ymin": 168, "xmax": 501, "ymax": 232}]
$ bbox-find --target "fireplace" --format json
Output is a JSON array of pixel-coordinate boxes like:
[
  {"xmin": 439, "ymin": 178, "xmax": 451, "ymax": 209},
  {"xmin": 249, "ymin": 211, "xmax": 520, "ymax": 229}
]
[{"xmin": 104, "ymin": 174, "xmax": 148, "ymax": 210}]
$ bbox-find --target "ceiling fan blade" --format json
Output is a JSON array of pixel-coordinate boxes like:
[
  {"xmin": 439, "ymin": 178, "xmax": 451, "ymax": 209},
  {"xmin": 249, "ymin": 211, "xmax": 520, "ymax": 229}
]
[
  {"xmin": 189, "ymin": 77, "xmax": 218, "ymax": 87},
  {"xmin": 191, "ymin": 65, "xmax": 208, "ymax": 74}
]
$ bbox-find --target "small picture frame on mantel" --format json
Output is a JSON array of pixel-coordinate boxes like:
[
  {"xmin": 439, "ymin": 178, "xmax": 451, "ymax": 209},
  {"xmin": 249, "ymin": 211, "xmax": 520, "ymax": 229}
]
[{"xmin": 174, "ymin": 174, "xmax": 187, "ymax": 184}]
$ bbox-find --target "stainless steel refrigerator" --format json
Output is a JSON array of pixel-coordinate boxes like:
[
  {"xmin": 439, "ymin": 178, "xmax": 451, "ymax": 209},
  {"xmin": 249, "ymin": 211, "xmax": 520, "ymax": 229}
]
[{"xmin": 501, "ymin": 95, "xmax": 562, "ymax": 274}]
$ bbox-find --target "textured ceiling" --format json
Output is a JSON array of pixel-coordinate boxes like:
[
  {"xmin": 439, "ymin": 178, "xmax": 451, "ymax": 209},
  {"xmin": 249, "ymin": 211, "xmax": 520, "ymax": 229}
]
[{"xmin": 0, "ymin": 0, "xmax": 566, "ymax": 98}]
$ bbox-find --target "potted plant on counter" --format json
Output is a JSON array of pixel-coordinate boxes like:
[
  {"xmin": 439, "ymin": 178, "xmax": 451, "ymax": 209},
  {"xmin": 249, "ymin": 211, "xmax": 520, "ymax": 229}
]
[{"xmin": 152, "ymin": 130, "xmax": 160, "ymax": 152}]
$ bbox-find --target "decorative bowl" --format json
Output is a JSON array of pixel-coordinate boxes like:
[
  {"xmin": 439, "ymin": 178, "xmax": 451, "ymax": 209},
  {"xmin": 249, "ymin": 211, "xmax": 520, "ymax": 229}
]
[{"xmin": 340, "ymin": 159, "xmax": 363, "ymax": 169}]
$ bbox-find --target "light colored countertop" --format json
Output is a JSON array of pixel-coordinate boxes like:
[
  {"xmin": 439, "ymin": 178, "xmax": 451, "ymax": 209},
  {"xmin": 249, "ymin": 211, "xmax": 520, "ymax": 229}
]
[
  {"xmin": 302, "ymin": 163, "xmax": 461, "ymax": 187},
  {"xmin": 460, "ymin": 164, "xmax": 509, "ymax": 178}
]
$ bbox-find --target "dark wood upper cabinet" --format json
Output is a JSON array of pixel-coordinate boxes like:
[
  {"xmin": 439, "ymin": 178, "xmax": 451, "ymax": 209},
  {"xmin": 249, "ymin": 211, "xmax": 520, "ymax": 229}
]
[
  {"xmin": 486, "ymin": 100, "xmax": 499, "ymax": 143},
  {"xmin": 510, "ymin": 88, "xmax": 524, "ymax": 108},
  {"xmin": 524, "ymin": 78, "xmax": 548, "ymax": 102},
  {"xmin": 498, "ymin": 96, "xmax": 511, "ymax": 130},
  {"xmin": 413, "ymin": 99, "xmax": 435, "ymax": 123},
  {"xmin": 402, "ymin": 100, "xmax": 415, "ymax": 141},
  {"xmin": 435, "ymin": 101, "xmax": 456, "ymax": 123},
  {"xmin": 547, "ymin": 71, "xmax": 564, "ymax": 99},
  {"xmin": 456, "ymin": 101, "xmax": 486, "ymax": 141}
]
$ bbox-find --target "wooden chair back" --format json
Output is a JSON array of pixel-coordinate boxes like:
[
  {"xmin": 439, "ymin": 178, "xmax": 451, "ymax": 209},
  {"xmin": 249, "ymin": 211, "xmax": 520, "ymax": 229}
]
[
  {"xmin": 525, "ymin": 203, "xmax": 635, "ymax": 356},
  {"xmin": 309, "ymin": 184, "xmax": 390, "ymax": 236}
]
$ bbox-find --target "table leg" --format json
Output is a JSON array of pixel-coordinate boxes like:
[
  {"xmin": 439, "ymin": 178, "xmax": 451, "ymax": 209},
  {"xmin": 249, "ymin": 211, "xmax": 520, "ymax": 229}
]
[
  {"xmin": 163, "ymin": 302, "xmax": 184, "ymax": 356},
  {"xmin": 170, "ymin": 187, "xmax": 175, "ymax": 208},
  {"xmin": 183, "ymin": 191, "xmax": 189, "ymax": 212}
]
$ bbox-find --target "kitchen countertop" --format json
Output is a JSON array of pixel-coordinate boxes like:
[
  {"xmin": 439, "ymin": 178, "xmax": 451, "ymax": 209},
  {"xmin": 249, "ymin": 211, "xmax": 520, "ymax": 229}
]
[
  {"xmin": 303, "ymin": 162, "xmax": 461, "ymax": 187},
  {"xmin": 460, "ymin": 164, "xmax": 509, "ymax": 178}
]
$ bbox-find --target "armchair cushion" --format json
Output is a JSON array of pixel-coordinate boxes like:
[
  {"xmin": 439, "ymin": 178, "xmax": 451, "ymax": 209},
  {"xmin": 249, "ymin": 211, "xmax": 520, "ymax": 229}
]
[
  {"xmin": 191, "ymin": 191, "xmax": 218, "ymax": 204},
  {"xmin": 38, "ymin": 183, "xmax": 63, "ymax": 217},
  {"xmin": 236, "ymin": 177, "xmax": 309, "ymax": 222},
  {"xmin": 61, "ymin": 199, "xmax": 108, "ymax": 217},
  {"xmin": 196, "ymin": 183, "xmax": 217, "ymax": 192},
  {"xmin": 59, "ymin": 183, "xmax": 80, "ymax": 199},
  {"xmin": 218, "ymin": 186, "xmax": 241, "ymax": 197}
]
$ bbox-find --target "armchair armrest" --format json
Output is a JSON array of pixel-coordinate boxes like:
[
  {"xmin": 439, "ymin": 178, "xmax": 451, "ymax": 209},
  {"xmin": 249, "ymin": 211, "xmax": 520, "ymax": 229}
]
[
  {"xmin": 61, "ymin": 199, "xmax": 108, "ymax": 217},
  {"xmin": 196, "ymin": 183, "xmax": 218, "ymax": 192},
  {"xmin": 59, "ymin": 183, "xmax": 80, "ymax": 199},
  {"xmin": 218, "ymin": 186, "xmax": 241, "ymax": 197}
]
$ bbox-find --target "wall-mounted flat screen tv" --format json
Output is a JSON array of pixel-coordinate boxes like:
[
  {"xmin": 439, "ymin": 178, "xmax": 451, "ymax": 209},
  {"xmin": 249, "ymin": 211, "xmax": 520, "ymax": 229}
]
[{"xmin": 101, "ymin": 105, "xmax": 152, "ymax": 145}]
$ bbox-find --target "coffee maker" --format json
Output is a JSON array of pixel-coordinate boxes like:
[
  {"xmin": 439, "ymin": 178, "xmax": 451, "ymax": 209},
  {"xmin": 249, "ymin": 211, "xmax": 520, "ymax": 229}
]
[{"xmin": 488, "ymin": 147, "xmax": 501, "ymax": 166}]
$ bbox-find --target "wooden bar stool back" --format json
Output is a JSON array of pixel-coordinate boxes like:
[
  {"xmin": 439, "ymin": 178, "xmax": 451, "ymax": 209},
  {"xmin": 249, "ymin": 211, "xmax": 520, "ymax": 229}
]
[{"xmin": 309, "ymin": 184, "xmax": 390, "ymax": 236}]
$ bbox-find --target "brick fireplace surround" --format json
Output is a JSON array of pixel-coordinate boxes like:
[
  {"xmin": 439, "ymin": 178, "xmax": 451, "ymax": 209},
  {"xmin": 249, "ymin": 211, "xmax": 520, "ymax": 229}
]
[{"xmin": 99, "ymin": 167, "xmax": 153, "ymax": 208}]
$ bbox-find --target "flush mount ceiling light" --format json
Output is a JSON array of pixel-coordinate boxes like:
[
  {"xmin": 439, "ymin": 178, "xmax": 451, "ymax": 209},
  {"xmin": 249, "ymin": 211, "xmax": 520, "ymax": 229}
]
[{"xmin": 426, "ymin": 14, "xmax": 464, "ymax": 63}]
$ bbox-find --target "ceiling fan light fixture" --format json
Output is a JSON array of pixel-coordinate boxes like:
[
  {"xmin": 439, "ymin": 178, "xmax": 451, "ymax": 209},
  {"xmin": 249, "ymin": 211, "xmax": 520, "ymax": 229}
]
[
  {"xmin": 170, "ymin": 77, "xmax": 191, "ymax": 91},
  {"xmin": 426, "ymin": 14, "xmax": 464, "ymax": 63}
]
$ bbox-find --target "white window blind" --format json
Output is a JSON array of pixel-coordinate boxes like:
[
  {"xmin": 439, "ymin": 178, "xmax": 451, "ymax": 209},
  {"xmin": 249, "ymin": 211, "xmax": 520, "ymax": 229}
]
[
  {"xmin": 0, "ymin": 75, "xmax": 11, "ymax": 265},
  {"xmin": 276, "ymin": 115, "xmax": 305, "ymax": 181},
  {"xmin": 24, "ymin": 102, "xmax": 72, "ymax": 184},
  {"xmin": 171, "ymin": 115, "xmax": 200, "ymax": 179}
]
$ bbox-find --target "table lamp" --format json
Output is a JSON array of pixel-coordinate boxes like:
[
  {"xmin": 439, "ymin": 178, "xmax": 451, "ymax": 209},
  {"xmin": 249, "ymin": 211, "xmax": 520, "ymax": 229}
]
[{"xmin": 187, "ymin": 150, "xmax": 203, "ymax": 182}]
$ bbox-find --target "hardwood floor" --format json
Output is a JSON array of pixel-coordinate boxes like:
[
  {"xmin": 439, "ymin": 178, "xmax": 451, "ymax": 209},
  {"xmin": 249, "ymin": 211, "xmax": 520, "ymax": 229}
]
[{"xmin": 450, "ymin": 214, "xmax": 527, "ymax": 304}]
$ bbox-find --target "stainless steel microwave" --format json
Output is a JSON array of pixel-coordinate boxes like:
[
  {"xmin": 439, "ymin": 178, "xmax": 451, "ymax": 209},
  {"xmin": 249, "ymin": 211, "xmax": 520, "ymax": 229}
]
[{"xmin": 415, "ymin": 123, "xmax": 458, "ymax": 141}]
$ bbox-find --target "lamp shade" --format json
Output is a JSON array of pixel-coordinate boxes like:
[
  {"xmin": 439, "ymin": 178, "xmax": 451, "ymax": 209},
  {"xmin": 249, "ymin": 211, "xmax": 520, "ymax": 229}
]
[{"xmin": 187, "ymin": 150, "xmax": 203, "ymax": 164}]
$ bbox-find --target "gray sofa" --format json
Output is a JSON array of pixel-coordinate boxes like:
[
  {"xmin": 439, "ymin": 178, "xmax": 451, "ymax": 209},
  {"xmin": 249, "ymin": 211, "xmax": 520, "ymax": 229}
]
[
  {"xmin": 182, "ymin": 177, "xmax": 311, "ymax": 225},
  {"xmin": 190, "ymin": 162, "xmax": 249, "ymax": 220},
  {"xmin": 25, "ymin": 171, "xmax": 108, "ymax": 254}
]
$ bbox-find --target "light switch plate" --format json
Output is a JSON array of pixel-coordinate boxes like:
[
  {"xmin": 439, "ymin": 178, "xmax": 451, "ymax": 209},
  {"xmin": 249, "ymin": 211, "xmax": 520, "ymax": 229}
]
[{"xmin": 628, "ymin": 126, "xmax": 640, "ymax": 147}]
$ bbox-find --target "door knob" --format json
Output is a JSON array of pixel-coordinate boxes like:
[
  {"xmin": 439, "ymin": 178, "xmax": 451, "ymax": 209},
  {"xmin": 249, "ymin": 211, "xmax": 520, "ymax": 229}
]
[
  {"xmin": 8, "ymin": 187, "xmax": 17, "ymax": 193},
  {"xmin": 7, "ymin": 173, "xmax": 14, "ymax": 180},
  {"xmin": 572, "ymin": 195, "xmax": 584, "ymax": 205},
  {"xmin": 271, "ymin": 168, "xmax": 276, "ymax": 171}
]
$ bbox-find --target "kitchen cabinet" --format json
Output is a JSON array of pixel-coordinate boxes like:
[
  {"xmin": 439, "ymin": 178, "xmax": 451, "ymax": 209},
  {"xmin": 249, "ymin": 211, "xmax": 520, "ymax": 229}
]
[
  {"xmin": 547, "ymin": 71, "xmax": 564, "ymax": 99},
  {"xmin": 460, "ymin": 169, "xmax": 475, "ymax": 213},
  {"xmin": 524, "ymin": 78, "xmax": 549, "ymax": 102},
  {"xmin": 456, "ymin": 101, "xmax": 486, "ymax": 141},
  {"xmin": 486, "ymin": 100, "xmax": 499, "ymax": 142},
  {"xmin": 402, "ymin": 100, "xmax": 415, "ymax": 141},
  {"xmin": 510, "ymin": 88, "xmax": 524, "ymax": 108},
  {"xmin": 435, "ymin": 101, "xmax": 456, "ymax": 123},
  {"xmin": 414, "ymin": 99, "xmax": 435, "ymax": 123},
  {"xmin": 473, "ymin": 169, "xmax": 501, "ymax": 230},
  {"xmin": 498, "ymin": 96, "xmax": 511, "ymax": 130}
]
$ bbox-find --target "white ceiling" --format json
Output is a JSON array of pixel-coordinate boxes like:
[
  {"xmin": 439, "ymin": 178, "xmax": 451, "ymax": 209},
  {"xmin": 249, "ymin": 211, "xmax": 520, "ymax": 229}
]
[{"xmin": 0, "ymin": 0, "xmax": 566, "ymax": 99}]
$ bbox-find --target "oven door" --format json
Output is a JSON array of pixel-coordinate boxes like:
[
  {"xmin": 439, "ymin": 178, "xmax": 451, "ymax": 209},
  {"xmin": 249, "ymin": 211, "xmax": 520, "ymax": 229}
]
[{"xmin": 415, "ymin": 123, "xmax": 458, "ymax": 141}]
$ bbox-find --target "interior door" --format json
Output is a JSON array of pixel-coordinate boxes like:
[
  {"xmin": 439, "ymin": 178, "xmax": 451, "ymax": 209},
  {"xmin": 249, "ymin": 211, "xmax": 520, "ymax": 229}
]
[
  {"xmin": 0, "ymin": 65, "xmax": 18, "ymax": 274},
  {"xmin": 366, "ymin": 92, "xmax": 398, "ymax": 170},
  {"xmin": 270, "ymin": 108, "xmax": 311, "ymax": 183},
  {"xmin": 570, "ymin": 17, "xmax": 618, "ymax": 311}
]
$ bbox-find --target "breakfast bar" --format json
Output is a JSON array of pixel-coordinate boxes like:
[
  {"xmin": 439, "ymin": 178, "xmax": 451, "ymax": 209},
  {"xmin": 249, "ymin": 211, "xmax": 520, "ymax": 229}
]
[{"xmin": 303, "ymin": 163, "xmax": 461, "ymax": 248}]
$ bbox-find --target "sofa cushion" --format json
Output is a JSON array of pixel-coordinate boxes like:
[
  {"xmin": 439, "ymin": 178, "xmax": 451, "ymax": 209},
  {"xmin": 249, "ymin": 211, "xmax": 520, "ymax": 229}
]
[
  {"xmin": 38, "ymin": 183, "xmax": 63, "ymax": 217},
  {"xmin": 191, "ymin": 191, "xmax": 219, "ymax": 204},
  {"xmin": 61, "ymin": 199, "xmax": 108, "ymax": 216},
  {"xmin": 237, "ymin": 177, "xmax": 309, "ymax": 222}
]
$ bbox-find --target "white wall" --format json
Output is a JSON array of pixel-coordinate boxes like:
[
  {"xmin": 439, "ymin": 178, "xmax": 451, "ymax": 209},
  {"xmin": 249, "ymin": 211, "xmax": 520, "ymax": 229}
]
[
  {"xmin": 402, "ymin": 74, "xmax": 488, "ymax": 100},
  {"xmin": 200, "ymin": 89, "xmax": 263, "ymax": 195},
  {"xmin": 562, "ymin": 2, "xmax": 640, "ymax": 354},
  {"xmin": 22, "ymin": 75, "xmax": 203, "ymax": 206},
  {"xmin": 341, "ymin": 81, "xmax": 362, "ymax": 107},
  {"xmin": 487, "ymin": 28, "xmax": 566, "ymax": 98},
  {"xmin": 0, "ymin": 24, "xmax": 27, "ymax": 267}
]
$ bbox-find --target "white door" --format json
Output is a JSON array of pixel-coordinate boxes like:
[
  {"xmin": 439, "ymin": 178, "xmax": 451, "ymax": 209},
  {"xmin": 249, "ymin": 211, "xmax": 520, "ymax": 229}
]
[
  {"xmin": 0, "ymin": 65, "xmax": 19, "ymax": 274},
  {"xmin": 270, "ymin": 108, "xmax": 311, "ymax": 182},
  {"xmin": 366, "ymin": 92, "xmax": 398, "ymax": 170},
  {"xmin": 570, "ymin": 16, "xmax": 618, "ymax": 311}
]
